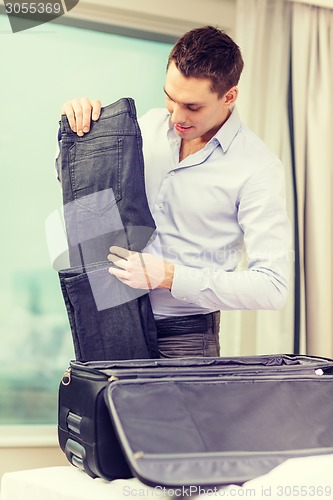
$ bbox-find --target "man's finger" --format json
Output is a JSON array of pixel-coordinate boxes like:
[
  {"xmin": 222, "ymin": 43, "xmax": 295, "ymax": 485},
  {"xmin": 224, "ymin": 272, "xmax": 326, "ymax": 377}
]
[
  {"xmin": 70, "ymin": 99, "xmax": 85, "ymax": 136},
  {"xmin": 107, "ymin": 253, "xmax": 126, "ymax": 269},
  {"xmin": 61, "ymin": 101, "xmax": 77, "ymax": 133},
  {"xmin": 80, "ymin": 97, "xmax": 94, "ymax": 133},
  {"xmin": 91, "ymin": 99, "xmax": 102, "ymax": 121},
  {"xmin": 108, "ymin": 266, "xmax": 129, "ymax": 280},
  {"xmin": 109, "ymin": 246, "xmax": 133, "ymax": 260}
]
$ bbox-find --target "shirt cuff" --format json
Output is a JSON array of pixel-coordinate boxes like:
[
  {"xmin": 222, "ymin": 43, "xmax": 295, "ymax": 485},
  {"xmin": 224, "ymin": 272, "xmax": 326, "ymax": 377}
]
[{"xmin": 171, "ymin": 264, "xmax": 203, "ymax": 305}]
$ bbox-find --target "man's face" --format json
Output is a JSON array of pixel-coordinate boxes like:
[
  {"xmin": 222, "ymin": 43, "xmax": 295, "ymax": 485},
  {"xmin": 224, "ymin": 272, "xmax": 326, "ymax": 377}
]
[{"xmin": 164, "ymin": 61, "xmax": 236, "ymax": 142}]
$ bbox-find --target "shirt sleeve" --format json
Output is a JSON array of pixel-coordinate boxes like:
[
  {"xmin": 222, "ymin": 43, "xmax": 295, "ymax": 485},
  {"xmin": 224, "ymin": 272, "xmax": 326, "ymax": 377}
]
[{"xmin": 171, "ymin": 161, "xmax": 292, "ymax": 310}]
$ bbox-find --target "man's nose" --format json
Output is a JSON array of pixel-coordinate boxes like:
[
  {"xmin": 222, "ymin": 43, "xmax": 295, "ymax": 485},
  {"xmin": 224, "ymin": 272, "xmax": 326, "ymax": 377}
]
[{"xmin": 171, "ymin": 104, "xmax": 187, "ymax": 125}]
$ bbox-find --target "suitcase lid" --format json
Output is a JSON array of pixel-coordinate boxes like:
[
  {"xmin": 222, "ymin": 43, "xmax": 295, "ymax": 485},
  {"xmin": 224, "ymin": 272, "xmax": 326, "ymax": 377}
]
[{"xmin": 104, "ymin": 372, "xmax": 333, "ymax": 488}]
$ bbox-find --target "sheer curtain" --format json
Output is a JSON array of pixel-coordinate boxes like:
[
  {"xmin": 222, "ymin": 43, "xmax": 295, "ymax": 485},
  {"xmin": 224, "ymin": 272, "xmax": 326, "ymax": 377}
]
[
  {"xmin": 221, "ymin": 0, "xmax": 295, "ymax": 355},
  {"xmin": 225, "ymin": 0, "xmax": 333, "ymax": 358},
  {"xmin": 291, "ymin": 2, "xmax": 333, "ymax": 357}
]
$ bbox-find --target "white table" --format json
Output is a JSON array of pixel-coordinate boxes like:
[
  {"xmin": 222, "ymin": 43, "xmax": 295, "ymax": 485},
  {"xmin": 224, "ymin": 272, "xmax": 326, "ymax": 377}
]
[{"xmin": 2, "ymin": 454, "xmax": 333, "ymax": 499}]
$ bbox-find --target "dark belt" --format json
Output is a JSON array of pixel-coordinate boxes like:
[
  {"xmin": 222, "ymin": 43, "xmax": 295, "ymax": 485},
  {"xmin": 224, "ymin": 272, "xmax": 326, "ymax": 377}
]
[{"xmin": 155, "ymin": 312, "xmax": 217, "ymax": 338}]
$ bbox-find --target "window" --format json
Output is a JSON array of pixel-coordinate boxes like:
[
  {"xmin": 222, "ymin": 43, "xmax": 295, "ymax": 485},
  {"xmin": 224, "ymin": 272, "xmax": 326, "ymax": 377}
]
[{"xmin": 0, "ymin": 13, "xmax": 172, "ymax": 424}]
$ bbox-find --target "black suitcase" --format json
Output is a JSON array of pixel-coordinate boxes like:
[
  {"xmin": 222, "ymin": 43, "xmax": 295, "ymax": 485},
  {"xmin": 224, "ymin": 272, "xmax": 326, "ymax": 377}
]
[{"xmin": 58, "ymin": 354, "xmax": 333, "ymax": 487}]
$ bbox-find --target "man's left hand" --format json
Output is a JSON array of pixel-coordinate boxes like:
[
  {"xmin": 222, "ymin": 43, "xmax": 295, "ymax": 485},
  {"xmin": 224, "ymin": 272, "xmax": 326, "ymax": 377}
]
[{"xmin": 107, "ymin": 246, "xmax": 174, "ymax": 290}]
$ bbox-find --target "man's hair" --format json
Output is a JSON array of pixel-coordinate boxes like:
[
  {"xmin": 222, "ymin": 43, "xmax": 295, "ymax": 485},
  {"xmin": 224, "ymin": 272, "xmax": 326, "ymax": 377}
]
[{"xmin": 167, "ymin": 26, "xmax": 244, "ymax": 98}]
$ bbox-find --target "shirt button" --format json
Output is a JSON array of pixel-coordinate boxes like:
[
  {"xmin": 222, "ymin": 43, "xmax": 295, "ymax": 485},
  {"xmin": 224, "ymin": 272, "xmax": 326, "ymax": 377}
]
[
  {"xmin": 170, "ymin": 171, "xmax": 175, "ymax": 176},
  {"xmin": 158, "ymin": 203, "xmax": 164, "ymax": 209}
]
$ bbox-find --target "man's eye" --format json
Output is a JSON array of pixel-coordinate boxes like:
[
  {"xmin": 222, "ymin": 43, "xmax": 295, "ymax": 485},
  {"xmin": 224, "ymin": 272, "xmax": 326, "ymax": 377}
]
[{"xmin": 188, "ymin": 107, "xmax": 200, "ymax": 112}]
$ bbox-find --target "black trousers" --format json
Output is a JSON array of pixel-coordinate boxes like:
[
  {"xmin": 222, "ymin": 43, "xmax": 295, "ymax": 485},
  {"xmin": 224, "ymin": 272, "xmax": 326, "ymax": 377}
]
[
  {"xmin": 156, "ymin": 312, "xmax": 221, "ymax": 358},
  {"xmin": 57, "ymin": 98, "xmax": 159, "ymax": 361}
]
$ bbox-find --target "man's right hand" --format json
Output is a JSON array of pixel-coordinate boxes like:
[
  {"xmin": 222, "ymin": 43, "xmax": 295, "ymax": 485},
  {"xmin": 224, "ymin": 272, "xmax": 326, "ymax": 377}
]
[{"xmin": 61, "ymin": 98, "xmax": 102, "ymax": 136}]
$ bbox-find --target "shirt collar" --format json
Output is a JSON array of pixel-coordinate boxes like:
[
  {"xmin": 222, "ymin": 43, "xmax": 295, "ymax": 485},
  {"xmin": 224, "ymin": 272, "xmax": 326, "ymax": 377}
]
[
  {"xmin": 213, "ymin": 106, "xmax": 242, "ymax": 153},
  {"xmin": 166, "ymin": 105, "xmax": 242, "ymax": 152}
]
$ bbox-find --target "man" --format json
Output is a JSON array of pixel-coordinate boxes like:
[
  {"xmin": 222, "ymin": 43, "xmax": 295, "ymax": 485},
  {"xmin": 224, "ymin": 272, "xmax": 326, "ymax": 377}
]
[{"xmin": 60, "ymin": 26, "xmax": 291, "ymax": 358}]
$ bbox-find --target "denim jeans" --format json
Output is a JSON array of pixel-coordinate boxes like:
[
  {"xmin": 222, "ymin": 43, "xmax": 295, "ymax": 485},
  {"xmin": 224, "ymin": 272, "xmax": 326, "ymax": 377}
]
[
  {"xmin": 57, "ymin": 98, "xmax": 159, "ymax": 361},
  {"xmin": 156, "ymin": 312, "xmax": 221, "ymax": 358},
  {"xmin": 59, "ymin": 262, "xmax": 158, "ymax": 361},
  {"xmin": 58, "ymin": 98, "xmax": 156, "ymax": 266}
]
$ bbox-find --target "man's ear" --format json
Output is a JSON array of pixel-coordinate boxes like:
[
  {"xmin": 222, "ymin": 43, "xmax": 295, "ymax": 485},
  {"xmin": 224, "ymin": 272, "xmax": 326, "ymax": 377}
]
[{"xmin": 224, "ymin": 86, "xmax": 238, "ymax": 106}]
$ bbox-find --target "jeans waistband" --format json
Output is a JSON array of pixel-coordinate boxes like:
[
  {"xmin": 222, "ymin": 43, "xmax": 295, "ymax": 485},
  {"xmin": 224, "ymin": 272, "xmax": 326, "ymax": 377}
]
[
  {"xmin": 100, "ymin": 97, "xmax": 137, "ymax": 119},
  {"xmin": 155, "ymin": 312, "xmax": 217, "ymax": 338},
  {"xmin": 60, "ymin": 97, "xmax": 137, "ymax": 136}
]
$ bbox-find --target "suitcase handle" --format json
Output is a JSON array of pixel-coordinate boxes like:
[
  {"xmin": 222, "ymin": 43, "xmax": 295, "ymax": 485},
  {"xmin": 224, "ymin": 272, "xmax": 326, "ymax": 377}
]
[
  {"xmin": 71, "ymin": 455, "xmax": 84, "ymax": 470},
  {"xmin": 67, "ymin": 411, "xmax": 82, "ymax": 435},
  {"xmin": 65, "ymin": 438, "xmax": 86, "ymax": 470}
]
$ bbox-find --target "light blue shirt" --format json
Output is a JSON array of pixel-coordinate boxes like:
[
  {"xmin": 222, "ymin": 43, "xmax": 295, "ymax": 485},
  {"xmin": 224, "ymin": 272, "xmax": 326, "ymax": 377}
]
[{"xmin": 139, "ymin": 107, "xmax": 292, "ymax": 319}]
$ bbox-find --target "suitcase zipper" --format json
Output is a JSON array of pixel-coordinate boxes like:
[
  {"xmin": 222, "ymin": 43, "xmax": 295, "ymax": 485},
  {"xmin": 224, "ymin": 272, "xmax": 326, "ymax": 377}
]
[
  {"xmin": 61, "ymin": 368, "xmax": 71, "ymax": 386},
  {"xmin": 69, "ymin": 364, "xmax": 117, "ymax": 382},
  {"xmin": 106, "ymin": 368, "xmax": 332, "ymax": 382},
  {"xmin": 106, "ymin": 373, "xmax": 333, "ymax": 388},
  {"xmin": 66, "ymin": 364, "xmax": 331, "ymax": 384},
  {"xmin": 70, "ymin": 363, "xmax": 110, "ymax": 381},
  {"xmin": 62, "ymin": 366, "xmax": 112, "ymax": 384}
]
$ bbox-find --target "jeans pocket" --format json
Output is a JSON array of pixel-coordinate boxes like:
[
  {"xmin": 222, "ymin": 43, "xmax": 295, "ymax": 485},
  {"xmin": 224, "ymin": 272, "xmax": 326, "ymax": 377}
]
[{"xmin": 68, "ymin": 138, "xmax": 123, "ymax": 214}]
